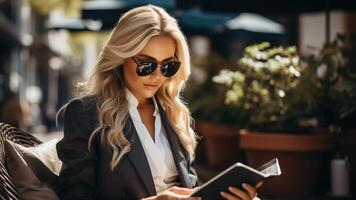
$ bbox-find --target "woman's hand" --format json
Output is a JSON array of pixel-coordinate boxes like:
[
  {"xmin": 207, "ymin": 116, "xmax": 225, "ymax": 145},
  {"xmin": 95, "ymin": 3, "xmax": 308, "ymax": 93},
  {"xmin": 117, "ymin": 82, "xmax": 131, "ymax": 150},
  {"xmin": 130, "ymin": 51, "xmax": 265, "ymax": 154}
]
[
  {"xmin": 220, "ymin": 181, "xmax": 263, "ymax": 200},
  {"xmin": 143, "ymin": 186, "xmax": 201, "ymax": 200}
]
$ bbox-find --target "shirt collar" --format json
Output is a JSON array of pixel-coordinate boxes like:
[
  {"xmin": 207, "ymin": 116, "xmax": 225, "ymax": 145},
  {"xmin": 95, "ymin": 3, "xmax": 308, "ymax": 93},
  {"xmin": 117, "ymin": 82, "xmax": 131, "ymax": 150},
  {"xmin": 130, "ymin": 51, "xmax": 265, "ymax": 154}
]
[{"xmin": 125, "ymin": 88, "xmax": 159, "ymax": 117}]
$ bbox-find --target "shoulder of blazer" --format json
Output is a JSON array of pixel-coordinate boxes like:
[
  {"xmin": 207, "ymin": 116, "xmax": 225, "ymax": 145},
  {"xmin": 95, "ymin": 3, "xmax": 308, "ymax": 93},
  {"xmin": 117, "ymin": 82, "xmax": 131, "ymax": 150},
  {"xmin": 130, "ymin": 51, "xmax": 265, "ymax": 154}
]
[
  {"xmin": 63, "ymin": 95, "xmax": 104, "ymax": 152},
  {"xmin": 63, "ymin": 95, "xmax": 100, "ymax": 134},
  {"xmin": 66, "ymin": 95, "xmax": 98, "ymax": 113}
]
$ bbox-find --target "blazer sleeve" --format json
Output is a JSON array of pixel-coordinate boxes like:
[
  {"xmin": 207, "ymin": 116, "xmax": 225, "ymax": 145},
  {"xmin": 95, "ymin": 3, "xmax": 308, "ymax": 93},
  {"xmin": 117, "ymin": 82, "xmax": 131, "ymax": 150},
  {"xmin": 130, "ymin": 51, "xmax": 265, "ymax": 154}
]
[
  {"xmin": 188, "ymin": 156, "xmax": 200, "ymax": 187},
  {"xmin": 55, "ymin": 98, "xmax": 98, "ymax": 200}
]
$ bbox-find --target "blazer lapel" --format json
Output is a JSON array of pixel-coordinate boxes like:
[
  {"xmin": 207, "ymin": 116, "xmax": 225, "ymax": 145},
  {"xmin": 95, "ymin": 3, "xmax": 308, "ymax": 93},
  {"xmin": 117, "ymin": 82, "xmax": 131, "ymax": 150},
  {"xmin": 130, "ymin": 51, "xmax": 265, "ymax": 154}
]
[
  {"xmin": 157, "ymin": 102, "xmax": 193, "ymax": 188},
  {"xmin": 124, "ymin": 118, "xmax": 156, "ymax": 196}
]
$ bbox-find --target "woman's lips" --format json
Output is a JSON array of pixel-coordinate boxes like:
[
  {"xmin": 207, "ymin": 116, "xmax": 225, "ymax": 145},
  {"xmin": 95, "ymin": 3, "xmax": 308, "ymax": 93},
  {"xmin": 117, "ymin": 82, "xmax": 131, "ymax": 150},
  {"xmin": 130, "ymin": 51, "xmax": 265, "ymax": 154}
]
[{"xmin": 144, "ymin": 84, "xmax": 159, "ymax": 89}]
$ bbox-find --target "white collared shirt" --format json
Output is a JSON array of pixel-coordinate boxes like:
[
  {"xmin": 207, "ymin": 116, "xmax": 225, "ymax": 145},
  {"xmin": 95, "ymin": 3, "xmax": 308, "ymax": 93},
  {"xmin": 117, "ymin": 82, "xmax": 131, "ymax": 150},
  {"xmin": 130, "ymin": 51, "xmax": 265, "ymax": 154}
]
[{"xmin": 126, "ymin": 89, "xmax": 179, "ymax": 193}]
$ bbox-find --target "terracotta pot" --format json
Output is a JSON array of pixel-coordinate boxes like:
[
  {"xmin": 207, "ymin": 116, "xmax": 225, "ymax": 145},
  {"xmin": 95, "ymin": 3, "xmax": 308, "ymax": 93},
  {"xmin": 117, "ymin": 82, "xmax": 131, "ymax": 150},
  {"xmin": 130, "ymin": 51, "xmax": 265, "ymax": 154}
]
[
  {"xmin": 239, "ymin": 129, "xmax": 334, "ymax": 198},
  {"xmin": 337, "ymin": 130, "xmax": 356, "ymax": 195},
  {"xmin": 196, "ymin": 120, "xmax": 245, "ymax": 169}
]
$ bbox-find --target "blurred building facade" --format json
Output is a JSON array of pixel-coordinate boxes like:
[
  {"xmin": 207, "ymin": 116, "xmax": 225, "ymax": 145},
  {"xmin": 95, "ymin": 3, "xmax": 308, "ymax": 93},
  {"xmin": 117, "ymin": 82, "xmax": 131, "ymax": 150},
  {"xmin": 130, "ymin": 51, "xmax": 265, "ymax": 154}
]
[{"xmin": 0, "ymin": 0, "xmax": 75, "ymax": 132}]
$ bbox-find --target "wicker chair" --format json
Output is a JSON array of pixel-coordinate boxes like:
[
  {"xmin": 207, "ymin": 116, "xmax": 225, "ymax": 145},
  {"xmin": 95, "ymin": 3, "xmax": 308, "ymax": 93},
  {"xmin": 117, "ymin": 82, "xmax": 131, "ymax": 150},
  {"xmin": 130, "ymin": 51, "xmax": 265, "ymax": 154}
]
[{"xmin": 0, "ymin": 123, "xmax": 42, "ymax": 200}]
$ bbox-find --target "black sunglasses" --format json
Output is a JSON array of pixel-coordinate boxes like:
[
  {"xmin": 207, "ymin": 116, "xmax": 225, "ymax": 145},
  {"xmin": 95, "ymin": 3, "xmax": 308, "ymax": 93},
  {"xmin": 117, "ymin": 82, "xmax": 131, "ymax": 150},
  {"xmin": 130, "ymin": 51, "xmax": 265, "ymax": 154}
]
[{"xmin": 131, "ymin": 55, "xmax": 181, "ymax": 77}]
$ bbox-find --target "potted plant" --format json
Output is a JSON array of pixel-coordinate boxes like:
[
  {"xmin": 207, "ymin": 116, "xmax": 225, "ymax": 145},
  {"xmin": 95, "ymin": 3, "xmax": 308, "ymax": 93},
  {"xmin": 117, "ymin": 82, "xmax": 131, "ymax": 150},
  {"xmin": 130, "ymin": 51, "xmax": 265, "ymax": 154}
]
[
  {"xmin": 213, "ymin": 42, "xmax": 334, "ymax": 198},
  {"xmin": 302, "ymin": 34, "xmax": 356, "ymax": 194},
  {"xmin": 184, "ymin": 51, "xmax": 248, "ymax": 169}
]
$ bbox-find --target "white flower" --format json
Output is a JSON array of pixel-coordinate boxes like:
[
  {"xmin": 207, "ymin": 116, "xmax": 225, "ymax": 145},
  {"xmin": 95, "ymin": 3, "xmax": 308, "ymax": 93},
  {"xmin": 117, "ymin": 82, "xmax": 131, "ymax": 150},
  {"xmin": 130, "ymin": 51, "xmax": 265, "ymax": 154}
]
[
  {"xmin": 256, "ymin": 52, "xmax": 267, "ymax": 60},
  {"xmin": 278, "ymin": 90, "xmax": 286, "ymax": 98},
  {"xmin": 267, "ymin": 59, "xmax": 282, "ymax": 73},
  {"xmin": 316, "ymin": 64, "xmax": 328, "ymax": 79},
  {"xmin": 292, "ymin": 57, "xmax": 299, "ymax": 65},
  {"xmin": 288, "ymin": 66, "xmax": 301, "ymax": 77}
]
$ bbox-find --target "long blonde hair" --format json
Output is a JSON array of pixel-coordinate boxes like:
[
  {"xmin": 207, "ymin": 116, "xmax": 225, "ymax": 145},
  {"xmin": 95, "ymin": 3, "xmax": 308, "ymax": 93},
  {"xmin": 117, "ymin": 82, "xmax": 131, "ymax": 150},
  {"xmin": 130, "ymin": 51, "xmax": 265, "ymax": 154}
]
[{"xmin": 73, "ymin": 5, "xmax": 197, "ymax": 170}]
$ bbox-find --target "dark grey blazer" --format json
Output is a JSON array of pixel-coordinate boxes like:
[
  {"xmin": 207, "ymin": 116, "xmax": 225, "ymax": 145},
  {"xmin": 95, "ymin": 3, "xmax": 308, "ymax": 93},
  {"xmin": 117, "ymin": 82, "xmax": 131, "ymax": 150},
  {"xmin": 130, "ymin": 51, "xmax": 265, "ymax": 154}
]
[{"xmin": 55, "ymin": 96, "xmax": 198, "ymax": 200}]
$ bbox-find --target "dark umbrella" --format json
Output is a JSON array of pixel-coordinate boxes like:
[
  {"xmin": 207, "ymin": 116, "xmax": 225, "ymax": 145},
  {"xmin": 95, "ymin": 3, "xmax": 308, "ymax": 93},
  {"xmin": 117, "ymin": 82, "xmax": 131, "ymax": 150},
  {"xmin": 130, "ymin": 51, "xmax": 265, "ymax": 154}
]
[
  {"xmin": 177, "ymin": 8, "xmax": 286, "ymax": 59},
  {"xmin": 199, "ymin": 0, "xmax": 356, "ymax": 13},
  {"xmin": 176, "ymin": 8, "xmax": 235, "ymax": 34},
  {"xmin": 198, "ymin": 0, "xmax": 356, "ymax": 43},
  {"xmin": 177, "ymin": 8, "xmax": 285, "ymax": 37}
]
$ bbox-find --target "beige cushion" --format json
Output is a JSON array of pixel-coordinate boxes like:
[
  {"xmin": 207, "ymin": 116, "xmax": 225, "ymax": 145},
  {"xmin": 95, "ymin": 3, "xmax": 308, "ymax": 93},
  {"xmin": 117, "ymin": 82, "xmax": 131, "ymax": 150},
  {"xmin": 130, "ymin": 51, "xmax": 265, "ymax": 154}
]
[
  {"xmin": 5, "ymin": 138, "xmax": 62, "ymax": 200},
  {"xmin": 15, "ymin": 139, "xmax": 62, "ymax": 185}
]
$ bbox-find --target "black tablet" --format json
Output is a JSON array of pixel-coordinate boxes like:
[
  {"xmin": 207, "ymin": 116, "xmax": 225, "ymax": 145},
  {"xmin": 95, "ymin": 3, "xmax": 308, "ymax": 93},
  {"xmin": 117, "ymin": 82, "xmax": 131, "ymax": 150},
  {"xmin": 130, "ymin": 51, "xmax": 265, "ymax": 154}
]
[{"xmin": 190, "ymin": 158, "xmax": 281, "ymax": 200}]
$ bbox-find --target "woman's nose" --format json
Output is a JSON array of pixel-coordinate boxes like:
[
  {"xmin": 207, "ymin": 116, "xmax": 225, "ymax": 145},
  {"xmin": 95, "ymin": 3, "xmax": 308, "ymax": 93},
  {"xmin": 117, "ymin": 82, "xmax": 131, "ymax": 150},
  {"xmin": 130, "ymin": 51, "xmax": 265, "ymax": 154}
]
[{"xmin": 150, "ymin": 67, "xmax": 163, "ymax": 79}]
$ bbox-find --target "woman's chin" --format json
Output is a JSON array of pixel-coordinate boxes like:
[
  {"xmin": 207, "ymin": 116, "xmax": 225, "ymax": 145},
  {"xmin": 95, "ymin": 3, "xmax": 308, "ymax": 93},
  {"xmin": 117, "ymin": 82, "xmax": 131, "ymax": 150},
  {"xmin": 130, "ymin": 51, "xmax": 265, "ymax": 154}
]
[{"xmin": 142, "ymin": 91, "xmax": 157, "ymax": 99}]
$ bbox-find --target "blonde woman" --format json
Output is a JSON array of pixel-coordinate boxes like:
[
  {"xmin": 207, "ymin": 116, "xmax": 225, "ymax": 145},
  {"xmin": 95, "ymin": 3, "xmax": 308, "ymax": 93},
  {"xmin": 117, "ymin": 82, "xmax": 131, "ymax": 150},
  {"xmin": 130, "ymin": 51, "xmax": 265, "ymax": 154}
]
[{"xmin": 55, "ymin": 5, "xmax": 262, "ymax": 200}]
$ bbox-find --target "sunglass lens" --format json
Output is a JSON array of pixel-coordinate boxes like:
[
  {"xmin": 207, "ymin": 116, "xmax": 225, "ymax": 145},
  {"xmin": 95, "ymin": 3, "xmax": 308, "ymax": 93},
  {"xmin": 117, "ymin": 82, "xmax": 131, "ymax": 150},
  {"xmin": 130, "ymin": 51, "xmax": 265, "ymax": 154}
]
[
  {"xmin": 161, "ymin": 61, "xmax": 180, "ymax": 77},
  {"xmin": 136, "ymin": 62, "xmax": 157, "ymax": 76}
]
